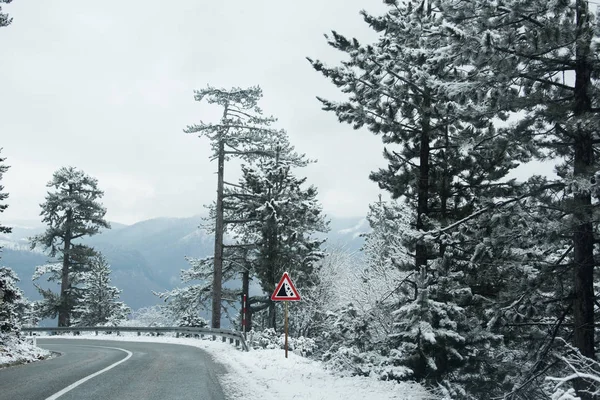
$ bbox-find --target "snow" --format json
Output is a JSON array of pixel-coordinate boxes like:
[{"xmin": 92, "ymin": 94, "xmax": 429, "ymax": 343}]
[
  {"xmin": 39, "ymin": 333, "xmax": 435, "ymax": 400},
  {"xmin": 0, "ymin": 336, "xmax": 50, "ymax": 368}
]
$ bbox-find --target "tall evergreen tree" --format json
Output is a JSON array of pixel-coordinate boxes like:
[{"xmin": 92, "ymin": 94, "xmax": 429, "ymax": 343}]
[
  {"xmin": 72, "ymin": 254, "xmax": 130, "ymax": 327},
  {"xmin": 184, "ymin": 85, "xmax": 293, "ymax": 328},
  {"xmin": 159, "ymin": 142, "xmax": 328, "ymax": 331},
  {"xmin": 309, "ymin": 0, "xmax": 527, "ymax": 395},
  {"xmin": 224, "ymin": 145, "xmax": 328, "ymax": 330},
  {"xmin": 30, "ymin": 167, "xmax": 109, "ymax": 327},
  {"xmin": 437, "ymin": 1, "xmax": 600, "ymax": 397}
]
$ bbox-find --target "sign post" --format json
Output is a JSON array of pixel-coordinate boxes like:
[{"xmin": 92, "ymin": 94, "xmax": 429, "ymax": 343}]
[
  {"xmin": 271, "ymin": 272, "xmax": 301, "ymax": 359},
  {"xmin": 284, "ymin": 301, "xmax": 289, "ymax": 358}
]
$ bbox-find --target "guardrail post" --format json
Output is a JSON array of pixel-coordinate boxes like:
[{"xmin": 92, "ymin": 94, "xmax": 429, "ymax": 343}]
[
  {"xmin": 137, "ymin": 331, "xmax": 141, "ymax": 336},
  {"xmin": 176, "ymin": 332, "xmax": 179, "ymax": 338},
  {"xmin": 236, "ymin": 339, "xmax": 239, "ymax": 347},
  {"xmin": 95, "ymin": 330, "xmax": 98, "ymax": 336}
]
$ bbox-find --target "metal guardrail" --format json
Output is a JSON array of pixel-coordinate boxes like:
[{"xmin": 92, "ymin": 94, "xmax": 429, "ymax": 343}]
[{"xmin": 21, "ymin": 326, "xmax": 249, "ymax": 351}]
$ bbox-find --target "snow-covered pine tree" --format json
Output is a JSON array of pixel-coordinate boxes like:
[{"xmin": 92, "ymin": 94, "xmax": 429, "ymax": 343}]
[
  {"xmin": 438, "ymin": 1, "xmax": 600, "ymax": 397},
  {"xmin": 1, "ymin": 267, "xmax": 37, "ymax": 332},
  {"xmin": 0, "ymin": 150, "xmax": 21, "ymax": 336},
  {"xmin": 30, "ymin": 167, "xmax": 109, "ymax": 327},
  {"xmin": 0, "ymin": 267, "xmax": 22, "ymax": 335},
  {"xmin": 223, "ymin": 144, "xmax": 328, "ymax": 330},
  {"xmin": 309, "ymin": 0, "xmax": 528, "ymax": 395},
  {"xmin": 71, "ymin": 254, "xmax": 130, "ymax": 327},
  {"xmin": 184, "ymin": 85, "xmax": 296, "ymax": 328}
]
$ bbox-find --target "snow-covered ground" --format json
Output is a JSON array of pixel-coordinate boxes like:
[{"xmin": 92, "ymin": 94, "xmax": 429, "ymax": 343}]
[
  {"xmin": 40, "ymin": 334, "xmax": 436, "ymax": 400},
  {"xmin": 0, "ymin": 335, "xmax": 50, "ymax": 368}
]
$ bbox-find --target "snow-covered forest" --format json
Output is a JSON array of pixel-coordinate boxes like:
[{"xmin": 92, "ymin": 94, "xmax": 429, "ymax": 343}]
[{"xmin": 4, "ymin": 0, "xmax": 600, "ymax": 399}]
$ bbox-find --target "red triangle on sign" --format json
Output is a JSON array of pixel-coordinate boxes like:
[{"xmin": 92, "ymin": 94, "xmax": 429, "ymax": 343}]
[{"xmin": 271, "ymin": 272, "xmax": 301, "ymax": 301}]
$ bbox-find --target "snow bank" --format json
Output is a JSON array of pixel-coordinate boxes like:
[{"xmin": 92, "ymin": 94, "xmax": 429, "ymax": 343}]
[
  {"xmin": 40, "ymin": 334, "xmax": 436, "ymax": 400},
  {"xmin": 0, "ymin": 335, "xmax": 50, "ymax": 368}
]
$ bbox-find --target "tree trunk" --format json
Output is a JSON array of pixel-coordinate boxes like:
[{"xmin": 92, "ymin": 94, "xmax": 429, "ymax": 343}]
[
  {"xmin": 242, "ymin": 269, "xmax": 249, "ymax": 332},
  {"xmin": 572, "ymin": 2, "xmax": 595, "ymax": 397},
  {"xmin": 415, "ymin": 93, "xmax": 431, "ymax": 271},
  {"xmin": 212, "ymin": 139, "xmax": 225, "ymax": 329},
  {"xmin": 58, "ymin": 209, "xmax": 72, "ymax": 327},
  {"xmin": 268, "ymin": 300, "xmax": 276, "ymax": 331},
  {"xmin": 247, "ymin": 304, "xmax": 253, "ymax": 333},
  {"xmin": 439, "ymin": 123, "xmax": 450, "ymax": 259}
]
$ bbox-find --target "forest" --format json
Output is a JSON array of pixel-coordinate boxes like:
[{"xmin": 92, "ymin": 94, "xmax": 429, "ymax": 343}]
[{"xmin": 3, "ymin": 0, "xmax": 600, "ymax": 399}]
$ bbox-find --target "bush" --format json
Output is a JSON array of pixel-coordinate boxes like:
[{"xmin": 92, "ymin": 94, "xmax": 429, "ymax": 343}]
[{"xmin": 247, "ymin": 328, "xmax": 317, "ymax": 357}]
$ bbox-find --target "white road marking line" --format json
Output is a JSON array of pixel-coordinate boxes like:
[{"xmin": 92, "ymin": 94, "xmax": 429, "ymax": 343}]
[{"xmin": 44, "ymin": 345, "xmax": 133, "ymax": 400}]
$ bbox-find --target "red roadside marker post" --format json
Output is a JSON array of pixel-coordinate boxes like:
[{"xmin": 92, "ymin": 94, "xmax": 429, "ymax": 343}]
[{"xmin": 271, "ymin": 272, "xmax": 301, "ymax": 358}]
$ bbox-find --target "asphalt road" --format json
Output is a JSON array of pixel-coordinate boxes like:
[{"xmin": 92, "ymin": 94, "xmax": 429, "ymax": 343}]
[{"xmin": 0, "ymin": 338, "xmax": 228, "ymax": 400}]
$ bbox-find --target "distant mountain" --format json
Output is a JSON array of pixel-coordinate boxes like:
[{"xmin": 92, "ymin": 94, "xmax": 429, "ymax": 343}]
[
  {"xmin": 325, "ymin": 216, "xmax": 369, "ymax": 251},
  {"xmin": 0, "ymin": 215, "xmax": 369, "ymax": 314}
]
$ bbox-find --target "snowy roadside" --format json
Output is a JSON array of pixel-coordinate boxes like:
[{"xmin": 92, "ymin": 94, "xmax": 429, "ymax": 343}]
[
  {"xmin": 0, "ymin": 335, "xmax": 51, "ymax": 368},
  {"xmin": 40, "ymin": 334, "xmax": 436, "ymax": 400}
]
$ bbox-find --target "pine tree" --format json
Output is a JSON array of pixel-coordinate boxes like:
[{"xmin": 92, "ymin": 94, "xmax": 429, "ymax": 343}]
[
  {"xmin": 0, "ymin": 150, "xmax": 21, "ymax": 337},
  {"xmin": 184, "ymin": 85, "xmax": 294, "ymax": 328},
  {"xmin": 309, "ymin": 0, "xmax": 528, "ymax": 395},
  {"xmin": 0, "ymin": 267, "xmax": 22, "ymax": 335},
  {"xmin": 71, "ymin": 254, "xmax": 130, "ymax": 327},
  {"xmin": 30, "ymin": 167, "xmax": 109, "ymax": 327},
  {"xmin": 224, "ymin": 146, "xmax": 328, "ymax": 330},
  {"xmin": 436, "ymin": 1, "xmax": 600, "ymax": 397}
]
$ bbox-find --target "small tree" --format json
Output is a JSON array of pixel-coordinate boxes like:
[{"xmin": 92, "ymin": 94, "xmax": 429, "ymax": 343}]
[
  {"xmin": 30, "ymin": 167, "xmax": 110, "ymax": 326},
  {"xmin": 0, "ymin": 267, "xmax": 23, "ymax": 335},
  {"xmin": 72, "ymin": 254, "xmax": 130, "ymax": 327},
  {"xmin": 0, "ymin": 149, "xmax": 22, "ymax": 336}
]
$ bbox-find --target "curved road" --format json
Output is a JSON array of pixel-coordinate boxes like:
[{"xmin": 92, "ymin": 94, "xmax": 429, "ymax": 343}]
[{"xmin": 0, "ymin": 338, "xmax": 227, "ymax": 400}]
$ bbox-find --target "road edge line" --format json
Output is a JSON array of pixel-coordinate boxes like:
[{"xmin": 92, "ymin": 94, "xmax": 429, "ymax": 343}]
[{"xmin": 44, "ymin": 345, "xmax": 133, "ymax": 400}]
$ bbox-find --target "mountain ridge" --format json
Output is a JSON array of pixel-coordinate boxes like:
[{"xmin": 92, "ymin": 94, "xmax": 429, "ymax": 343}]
[{"xmin": 0, "ymin": 214, "xmax": 368, "ymax": 312}]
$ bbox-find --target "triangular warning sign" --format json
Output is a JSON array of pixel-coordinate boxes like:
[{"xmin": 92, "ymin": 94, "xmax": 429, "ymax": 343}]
[{"xmin": 271, "ymin": 272, "xmax": 301, "ymax": 301}]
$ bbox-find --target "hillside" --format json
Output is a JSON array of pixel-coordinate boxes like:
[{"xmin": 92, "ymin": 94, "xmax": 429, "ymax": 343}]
[{"xmin": 0, "ymin": 215, "xmax": 368, "ymax": 313}]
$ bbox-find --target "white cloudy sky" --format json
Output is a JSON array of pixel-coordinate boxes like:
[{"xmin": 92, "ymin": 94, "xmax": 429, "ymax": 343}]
[
  {"xmin": 1, "ymin": 0, "xmax": 555, "ymax": 226},
  {"xmin": 0, "ymin": 0, "xmax": 396, "ymax": 225}
]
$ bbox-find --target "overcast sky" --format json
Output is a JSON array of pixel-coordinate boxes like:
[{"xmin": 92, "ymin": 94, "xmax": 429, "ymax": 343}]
[
  {"xmin": 1, "ymin": 1, "xmax": 555, "ymax": 227},
  {"xmin": 0, "ymin": 0, "xmax": 399, "ymax": 225}
]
